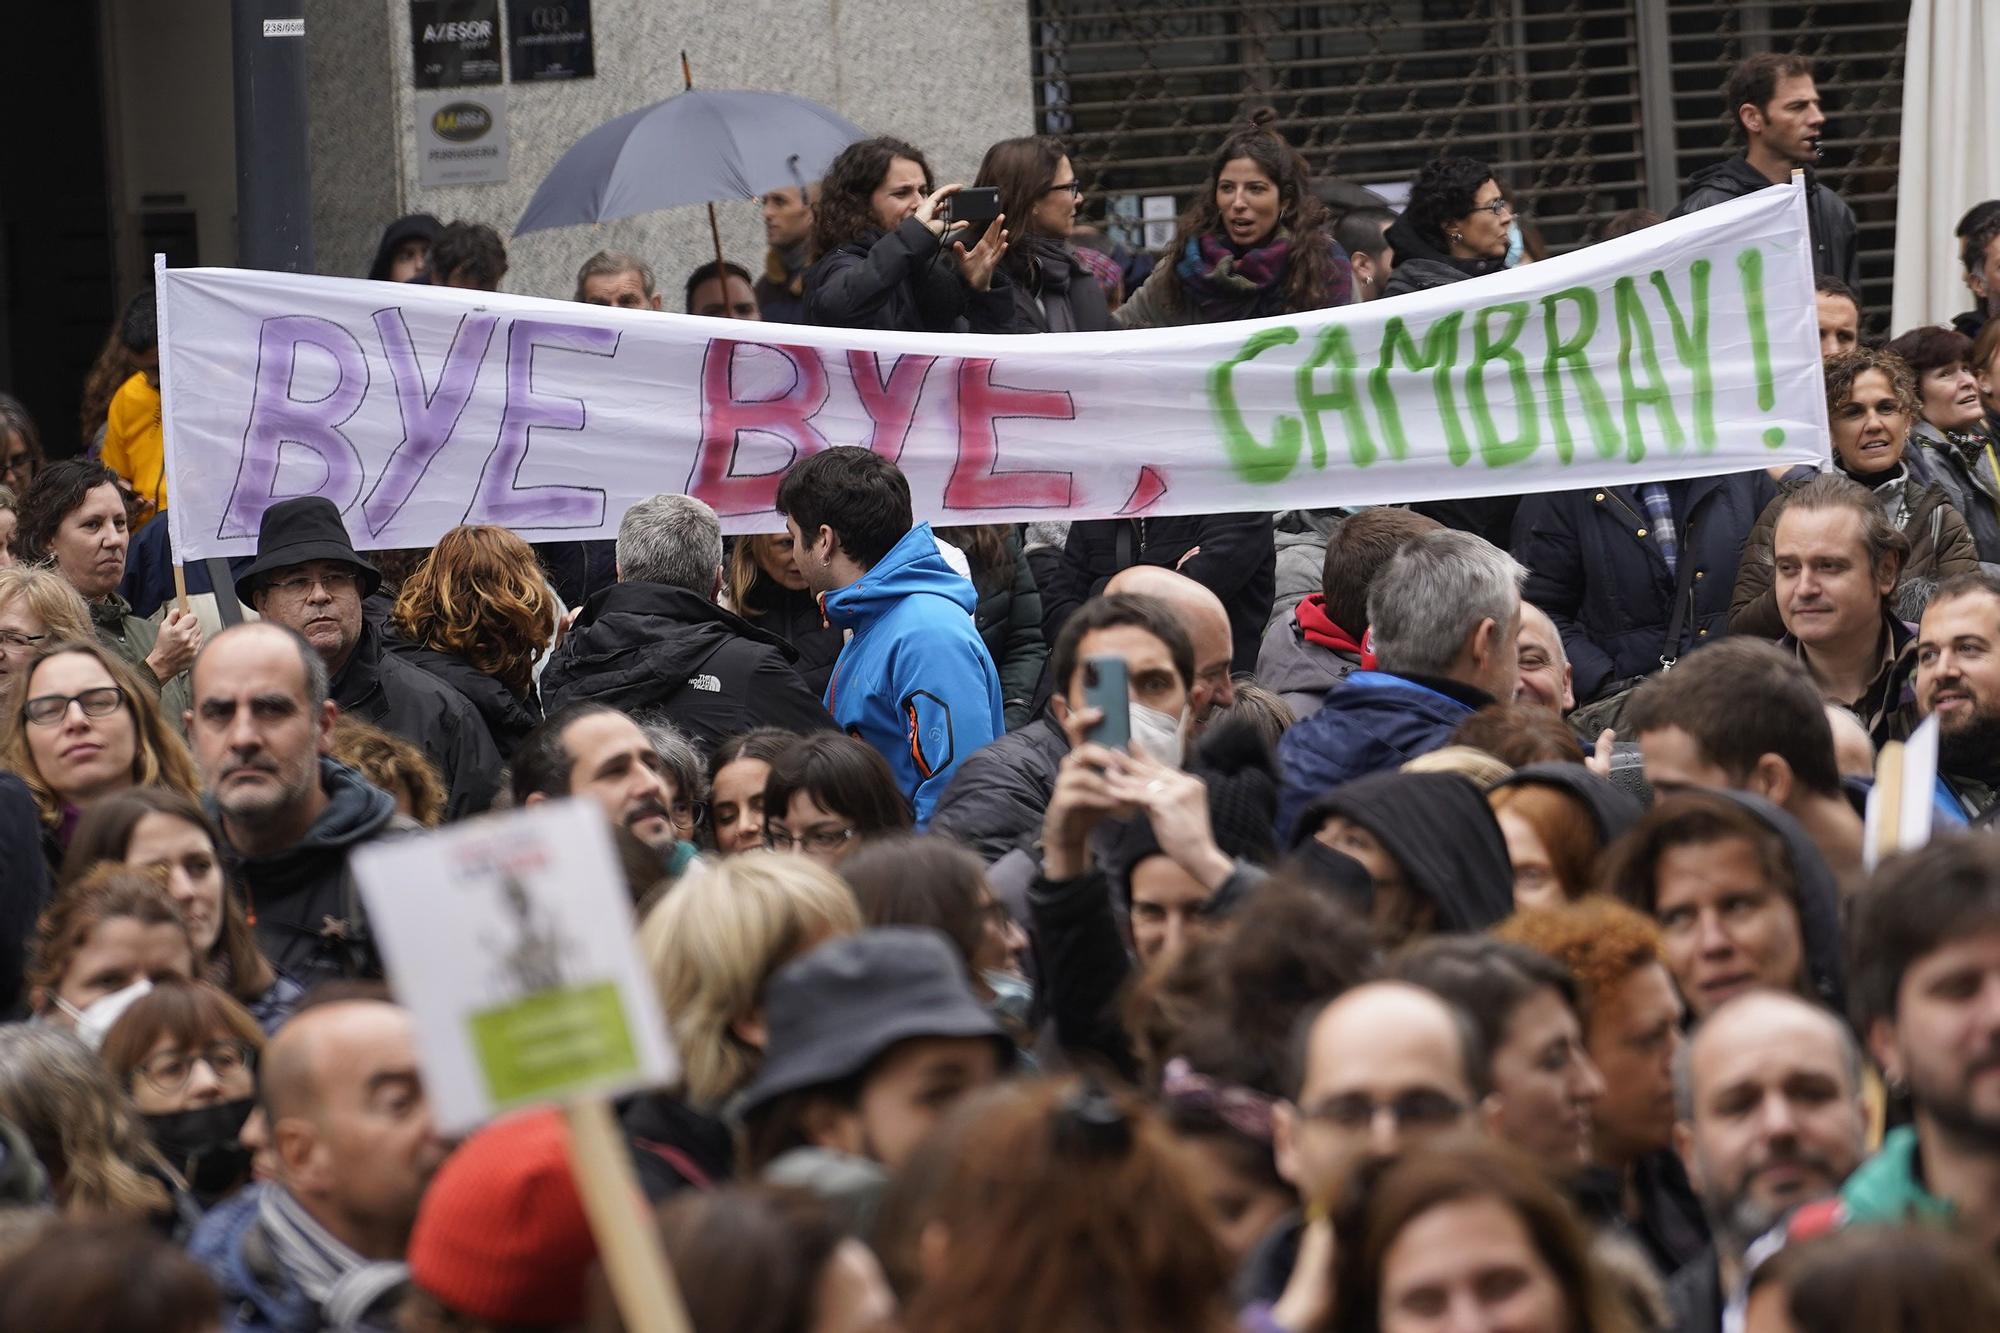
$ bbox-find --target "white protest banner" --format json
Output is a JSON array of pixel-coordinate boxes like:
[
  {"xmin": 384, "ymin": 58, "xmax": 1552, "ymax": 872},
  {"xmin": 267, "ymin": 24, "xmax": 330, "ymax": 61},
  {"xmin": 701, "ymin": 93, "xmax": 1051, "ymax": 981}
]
[
  {"xmin": 349, "ymin": 800, "xmax": 676, "ymax": 1134},
  {"xmin": 160, "ymin": 182, "xmax": 1827, "ymax": 560}
]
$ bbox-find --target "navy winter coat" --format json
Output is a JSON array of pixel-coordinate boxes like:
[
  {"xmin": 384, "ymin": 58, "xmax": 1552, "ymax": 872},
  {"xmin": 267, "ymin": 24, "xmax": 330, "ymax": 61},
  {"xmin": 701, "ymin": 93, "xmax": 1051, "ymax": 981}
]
[{"xmin": 1512, "ymin": 473, "xmax": 1776, "ymax": 704}]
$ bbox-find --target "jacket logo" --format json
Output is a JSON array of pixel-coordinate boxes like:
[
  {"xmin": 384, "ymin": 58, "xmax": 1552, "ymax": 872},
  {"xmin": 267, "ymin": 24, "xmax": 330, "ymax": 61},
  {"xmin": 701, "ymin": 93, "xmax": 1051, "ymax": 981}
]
[{"xmin": 687, "ymin": 674, "xmax": 721, "ymax": 693}]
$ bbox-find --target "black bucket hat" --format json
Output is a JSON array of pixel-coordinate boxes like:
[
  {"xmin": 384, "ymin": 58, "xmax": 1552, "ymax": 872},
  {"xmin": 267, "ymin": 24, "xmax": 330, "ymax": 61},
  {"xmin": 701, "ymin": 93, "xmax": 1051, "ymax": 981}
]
[
  {"xmin": 736, "ymin": 927, "xmax": 1012, "ymax": 1116},
  {"xmin": 233, "ymin": 496, "xmax": 381, "ymax": 604}
]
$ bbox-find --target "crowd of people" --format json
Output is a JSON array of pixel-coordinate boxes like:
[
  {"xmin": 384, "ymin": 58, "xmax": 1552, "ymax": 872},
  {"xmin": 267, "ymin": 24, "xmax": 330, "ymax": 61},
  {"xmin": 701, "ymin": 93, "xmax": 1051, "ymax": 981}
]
[{"xmin": 3, "ymin": 47, "xmax": 2000, "ymax": 1333}]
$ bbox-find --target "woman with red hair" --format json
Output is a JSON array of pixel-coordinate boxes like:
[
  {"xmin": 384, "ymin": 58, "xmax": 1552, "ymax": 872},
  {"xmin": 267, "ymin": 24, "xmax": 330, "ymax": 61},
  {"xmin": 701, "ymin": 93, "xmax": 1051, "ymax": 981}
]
[{"xmin": 388, "ymin": 523, "xmax": 556, "ymax": 759}]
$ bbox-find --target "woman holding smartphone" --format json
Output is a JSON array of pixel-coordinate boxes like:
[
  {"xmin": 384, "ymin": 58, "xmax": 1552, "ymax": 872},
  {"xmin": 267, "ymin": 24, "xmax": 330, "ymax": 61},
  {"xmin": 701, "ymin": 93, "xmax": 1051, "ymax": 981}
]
[
  {"xmin": 803, "ymin": 136, "xmax": 1021, "ymax": 334},
  {"xmin": 972, "ymin": 136, "xmax": 1111, "ymax": 333}
]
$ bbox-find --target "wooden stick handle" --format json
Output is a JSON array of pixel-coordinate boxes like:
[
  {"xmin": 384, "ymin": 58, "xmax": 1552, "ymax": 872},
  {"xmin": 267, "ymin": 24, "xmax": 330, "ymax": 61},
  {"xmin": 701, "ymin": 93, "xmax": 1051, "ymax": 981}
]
[
  {"xmin": 563, "ymin": 1097, "xmax": 692, "ymax": 1333},
  {"xmin": 172, "ymin": 564, "xmax": 191, "ymax": 618}
]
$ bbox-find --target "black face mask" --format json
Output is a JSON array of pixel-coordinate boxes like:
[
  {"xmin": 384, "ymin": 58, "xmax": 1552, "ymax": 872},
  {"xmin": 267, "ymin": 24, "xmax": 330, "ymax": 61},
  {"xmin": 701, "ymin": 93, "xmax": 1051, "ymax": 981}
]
[
  {"xmin": 1283, "ymin": 839, "xmax": 1375, "ymax": 914},
  {"xmin": 144, "ymin": 1097, "xmax": 255, "ymax": 1199}
]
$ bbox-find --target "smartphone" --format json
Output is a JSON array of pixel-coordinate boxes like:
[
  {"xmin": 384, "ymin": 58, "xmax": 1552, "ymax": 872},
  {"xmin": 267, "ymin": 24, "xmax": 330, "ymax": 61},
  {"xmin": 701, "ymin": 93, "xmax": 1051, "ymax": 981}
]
[
  {"xmin": 1081, "ymin": 655, "xmax": 1131, "ymax": 751},
  {"xmin": 944, "ymin": 186, "xmax": 1003, "ymax": 224}
]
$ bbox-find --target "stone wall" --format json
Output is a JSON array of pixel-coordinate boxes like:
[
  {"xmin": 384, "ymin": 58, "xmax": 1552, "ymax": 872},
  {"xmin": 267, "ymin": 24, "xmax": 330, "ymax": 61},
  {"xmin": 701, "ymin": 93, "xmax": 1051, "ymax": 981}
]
[{"xmin": 307, "ymin": 0, "xmax": 1034, "ymax": 301}]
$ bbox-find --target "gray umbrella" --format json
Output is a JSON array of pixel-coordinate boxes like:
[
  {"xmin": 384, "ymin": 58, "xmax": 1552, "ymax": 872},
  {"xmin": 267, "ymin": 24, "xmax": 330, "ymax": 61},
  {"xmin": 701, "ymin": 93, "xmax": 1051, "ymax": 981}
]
[{"xmin": 513, "ymin": 88, "xmax": 866, "ymax": 236}]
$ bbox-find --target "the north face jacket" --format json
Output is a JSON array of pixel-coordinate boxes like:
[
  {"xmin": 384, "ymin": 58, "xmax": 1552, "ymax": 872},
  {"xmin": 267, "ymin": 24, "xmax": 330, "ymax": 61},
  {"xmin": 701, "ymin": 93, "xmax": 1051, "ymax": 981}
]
[
  {"xmin": 823, "ymin": 523, "xmax": 1004, "ymax": 827},
  {"xmin": 540, "ymin": 582, "xmax": 835, "ymax": 755}
]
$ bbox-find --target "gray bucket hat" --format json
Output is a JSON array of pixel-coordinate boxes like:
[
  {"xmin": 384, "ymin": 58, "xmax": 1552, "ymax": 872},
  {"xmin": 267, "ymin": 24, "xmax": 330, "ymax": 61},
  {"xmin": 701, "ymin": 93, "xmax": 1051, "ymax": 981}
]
[{"xmin": 736, "ymin": 927, "xmax": 1011, "ymax": 1115}]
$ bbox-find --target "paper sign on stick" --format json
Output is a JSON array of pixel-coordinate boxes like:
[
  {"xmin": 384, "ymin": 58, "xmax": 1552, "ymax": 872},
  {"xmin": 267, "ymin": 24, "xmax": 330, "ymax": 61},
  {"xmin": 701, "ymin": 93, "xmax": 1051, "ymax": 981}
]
[
  {"xmin": 1864, "ymin": 715, "xmax": 1940, "ymax": 871},
  {"xmin": 350, "ymin": 800, "xmax": 676, "ymax": 1132}
]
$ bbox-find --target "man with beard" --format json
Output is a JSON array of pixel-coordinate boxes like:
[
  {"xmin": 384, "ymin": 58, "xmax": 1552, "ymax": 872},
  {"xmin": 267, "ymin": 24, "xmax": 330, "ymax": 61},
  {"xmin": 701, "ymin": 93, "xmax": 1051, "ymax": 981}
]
[
  {"xmin": 1668, "ymin": 992, "xmax": 1868, "ymax": 1333},
  {"xmin": 189, "ymin": 624, "xmax": 409, "ymax": 985},
  {"xmin": 1844, "ymin": 836, "xmax": 2000, "ymax": 1249},
  {"xmin": 1915, "ymin": 571, "xmax": 2000, "ymax": 823},
  {"xmin": 513, "ymin": 702, "xmax": 685, "ymax": 857}
]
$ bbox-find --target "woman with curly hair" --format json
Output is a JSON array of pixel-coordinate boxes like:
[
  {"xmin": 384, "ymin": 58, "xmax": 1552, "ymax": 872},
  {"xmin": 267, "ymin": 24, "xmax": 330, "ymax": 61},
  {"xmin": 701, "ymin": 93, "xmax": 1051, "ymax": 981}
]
[
  {"xmin": 802, "ymin": 135, "xmax": 1019, "ymax": 334},
  {"xmin": 1382, "ymin": 155, "xmax": 1516, "ymax": 297},
  {"xmin": 387, "ymin": 523, "xmax": 554, "ymax": 758},
  {"xmin": 1116, "ymin": 109, "xmax": 1351, "ymax": 328}
]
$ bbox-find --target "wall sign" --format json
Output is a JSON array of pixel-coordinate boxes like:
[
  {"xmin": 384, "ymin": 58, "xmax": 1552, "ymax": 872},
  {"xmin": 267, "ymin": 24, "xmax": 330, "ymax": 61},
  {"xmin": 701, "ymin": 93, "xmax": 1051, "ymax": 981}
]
[
  {"xmin": 415, "ymin": 88, "xmax": 510, "ymax": 187},
  {"xmin": 411, "ymin": 0, "xmax": 502, "ymax": 88},
  {"xmin": 510, "ymin": 0, "xmax": 594, "ymax": 82}
]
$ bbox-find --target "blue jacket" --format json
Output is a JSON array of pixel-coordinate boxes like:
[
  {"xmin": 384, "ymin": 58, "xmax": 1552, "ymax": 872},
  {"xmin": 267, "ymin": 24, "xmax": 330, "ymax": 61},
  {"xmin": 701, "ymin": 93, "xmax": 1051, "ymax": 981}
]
[
  {"xmin": 188, "ymin": 1186, "xmax": 317, "ymax": 1333},
  {"xmin": 824, "ymin": 524, "xmax": 1003, "ymax": 826},
  {"xmin": 1274, "ymin": 670, "xmax": 1481, "ymax": 843}
]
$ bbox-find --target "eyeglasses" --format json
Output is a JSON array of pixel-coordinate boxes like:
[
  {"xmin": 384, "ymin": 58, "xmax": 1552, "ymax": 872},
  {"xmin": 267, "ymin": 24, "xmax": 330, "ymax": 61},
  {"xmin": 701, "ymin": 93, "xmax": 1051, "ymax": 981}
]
[
  {"xmin": 1471, "ymin": 197, "xmax": 1515, "ymax": 218},
  {"xmin": 671, "ymin": 800, "xmax": 709, "ymax": 828},
  {"xmin": 1042, "ymin": 180, "xmax": 1084, "ymax": 198},
  {"xmin": 262, "ymin": 569, "xmax": 360, "ymax": 599},
  {"xmin": 0, "ymin": 629, "xmax": 47, "ymax": 652},
  {"xmin": 764, "ymin": 825, "xmax": 858, "ymax": 854},
  {"xmin": 1298, "ymin": 1089, "xmax": 1467, "ymax": 1133},
  {"xmin": 22, "ymin": 685, "xmax": 126, "ymax": 727},
  {"xmin": 2, "ymin": 455, "xmax": 32, "ymax": 480},
  {"xmin": 136, "ymin": 1041, "xmax": 254, "ymax": 1096}
]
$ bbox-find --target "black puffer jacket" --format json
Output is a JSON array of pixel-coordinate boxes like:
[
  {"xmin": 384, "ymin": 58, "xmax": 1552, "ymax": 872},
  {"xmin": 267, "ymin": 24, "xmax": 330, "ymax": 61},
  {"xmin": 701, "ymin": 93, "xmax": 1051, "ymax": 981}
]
[
  {"xmin": 1043, "ymin": 514, "xmax": 1277, "ymax": 673},
  {"xmin": 928, "ymin": 713, "xmax": 1069, "ymax": 864},
  {"xmin": 1513, "ymin": 472, "xmax": 1777, "ymax": 703},
  {"xmin": 803, "ymin": 218, "xmax": 1021, "ymax": 334},
  {"xmin": 1380, "ymin": 213, "xmax": 1506, "ymax": 297},
  {"xmin": 963, "ymin": 532, "xmax": 1047, "ymax": 731},
  {"xmin": 209, "ymin": 760, "xmax": 405, "ymax": 986},
  {"xmin": 382, "ymin": 634, "xmax": 542, "ymax": 761},
  {"xmin": 541, "ymin": 582, "xmax": 835, "ymax": 754},
  {"xmin": 332, "ymin": 622, "xmax": 503, "ymax": 818},
  {"xmin": 1670, "ymin": 159, "xmax": 1861, "ymax": 289}
]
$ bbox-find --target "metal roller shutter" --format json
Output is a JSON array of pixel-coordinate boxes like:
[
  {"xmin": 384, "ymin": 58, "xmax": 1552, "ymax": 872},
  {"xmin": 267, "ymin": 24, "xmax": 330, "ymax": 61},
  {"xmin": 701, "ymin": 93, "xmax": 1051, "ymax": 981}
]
[{"xmin": 1032, "ymin": 0, "xmax": 1907, "ymax": 331}]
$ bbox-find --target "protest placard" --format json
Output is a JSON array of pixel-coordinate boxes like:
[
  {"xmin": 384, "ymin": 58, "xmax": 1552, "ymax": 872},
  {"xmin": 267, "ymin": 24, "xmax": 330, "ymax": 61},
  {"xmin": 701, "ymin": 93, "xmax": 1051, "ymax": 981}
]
[
  {"xmin": 348, "ymin": 798, "xmax": 675, "ymax": 1132},
  {"xmin": 159, "ymin": 181, "xmax": 1828, "ymax": 560}
]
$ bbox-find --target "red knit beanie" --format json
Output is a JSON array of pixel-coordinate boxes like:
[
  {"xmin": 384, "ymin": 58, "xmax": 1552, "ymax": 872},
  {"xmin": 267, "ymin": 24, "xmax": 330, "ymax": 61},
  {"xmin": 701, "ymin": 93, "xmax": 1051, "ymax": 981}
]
[{"xmin": 406, "ymin": 1107, "xmax": 597, "ymax": 1324}]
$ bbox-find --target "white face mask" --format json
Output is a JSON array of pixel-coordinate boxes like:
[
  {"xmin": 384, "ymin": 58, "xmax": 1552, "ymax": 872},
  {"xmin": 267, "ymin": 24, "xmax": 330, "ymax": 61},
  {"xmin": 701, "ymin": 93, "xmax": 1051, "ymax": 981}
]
[
  {"xmin": 54, "ymin": 978, "xmax": 153, "ymax": 1050},
  {"xmin": 1130, "ymin": 700, "xmax": 1190, "ymax": 769}
]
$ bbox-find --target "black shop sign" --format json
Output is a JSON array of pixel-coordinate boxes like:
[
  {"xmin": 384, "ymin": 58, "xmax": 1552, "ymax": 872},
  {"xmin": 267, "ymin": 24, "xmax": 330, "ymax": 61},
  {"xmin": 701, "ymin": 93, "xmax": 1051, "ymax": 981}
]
[{"xmin": 411, "ymin": 0, "xmax": 503, "ymax": 89}]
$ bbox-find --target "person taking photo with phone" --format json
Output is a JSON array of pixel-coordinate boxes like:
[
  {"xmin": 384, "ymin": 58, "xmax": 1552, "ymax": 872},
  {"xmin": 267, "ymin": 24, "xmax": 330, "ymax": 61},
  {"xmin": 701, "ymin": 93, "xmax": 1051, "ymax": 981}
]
[
  {"xmin": 972, "ymin": 136, "xmax": 1111, "ymax": 333},
  {"xmin": 1025, "ymin": 593, "xmax": 1277, "ymax": 1076},
  {"xmin": 802, "ymin": 136, "xmax": 1022, "ymax": 334}
]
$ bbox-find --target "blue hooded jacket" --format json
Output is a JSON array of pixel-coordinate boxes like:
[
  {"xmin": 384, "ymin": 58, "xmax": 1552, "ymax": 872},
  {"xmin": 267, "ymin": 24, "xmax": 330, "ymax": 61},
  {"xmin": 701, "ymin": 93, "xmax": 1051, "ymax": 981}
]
[
  {"xmin": 823, "ymin": 523, "xmax": 1003, "ymax": 826},
  {"xmin": 1274, "ymin": 670, "xmax": 1481, "ymax": 843}
]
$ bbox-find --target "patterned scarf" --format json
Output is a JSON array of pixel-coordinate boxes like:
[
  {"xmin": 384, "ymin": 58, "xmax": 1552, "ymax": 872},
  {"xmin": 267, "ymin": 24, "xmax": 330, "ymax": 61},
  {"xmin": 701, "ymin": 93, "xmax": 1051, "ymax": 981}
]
[{"xmin": 1175, "ymin": 230, "xmax": 1293, "ymax": 320}]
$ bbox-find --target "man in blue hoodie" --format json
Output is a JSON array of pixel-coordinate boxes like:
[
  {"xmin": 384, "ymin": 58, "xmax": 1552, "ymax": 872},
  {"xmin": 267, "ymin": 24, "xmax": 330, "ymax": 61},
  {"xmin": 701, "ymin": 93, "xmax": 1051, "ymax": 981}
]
[
  {"xmin": 1275, "ymin": 530, "xmax": 1523, "ymax": 843},
  {"xmin": 777, "ymin": 447, "xmax": 1002, "ymax": 826}
]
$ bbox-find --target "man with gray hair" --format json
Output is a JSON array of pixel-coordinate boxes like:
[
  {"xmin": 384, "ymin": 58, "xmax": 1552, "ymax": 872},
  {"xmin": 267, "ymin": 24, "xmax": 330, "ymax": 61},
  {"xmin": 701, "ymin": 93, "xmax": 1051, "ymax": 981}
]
[
  {"xmin": 540, "ymin": 493, "xmax": 833, "ymax": 753},
  {"xmin": 575, "ymin": 249, "xmax": 662, "ymax": 310},
  {"xmin": 1276, "ymin": 529, "xmax": 1523, "ymax": 840}
]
